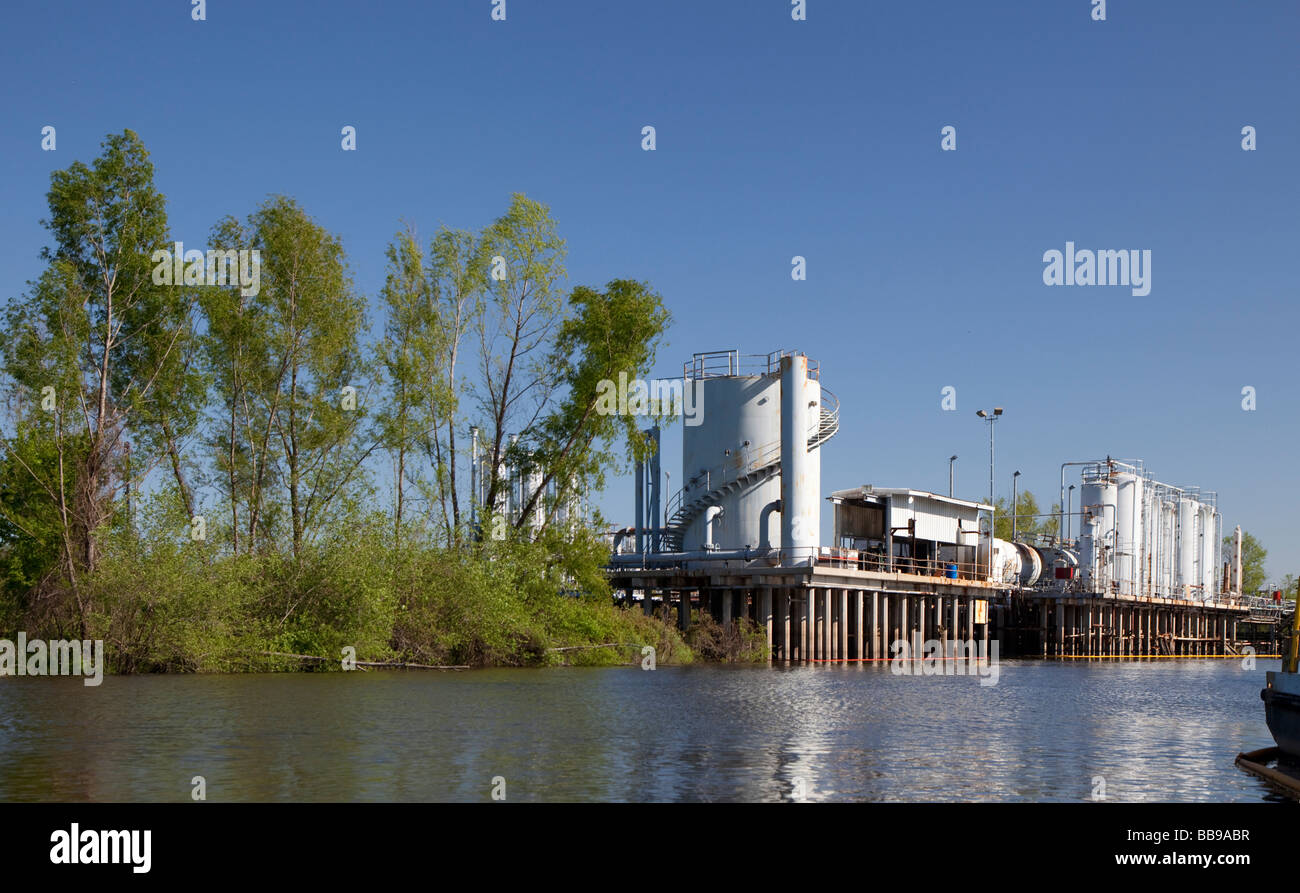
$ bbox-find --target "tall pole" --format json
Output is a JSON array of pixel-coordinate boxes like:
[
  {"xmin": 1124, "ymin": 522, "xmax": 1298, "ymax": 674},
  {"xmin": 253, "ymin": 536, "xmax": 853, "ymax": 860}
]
[
  {"xmin": 949, "ymin": 455, "xmax": 957, "ymax": 498},
  {"xmin": 977, "ymin": 409, "xmax": 1003, "ymax": 578},
  {"xmin": 1067, "ymin": 485, "xmax": 1075, "ymax": 542},
  {"xmin": 1012, "ymin": 471, "xmax": 1021, "ymax": 543}
]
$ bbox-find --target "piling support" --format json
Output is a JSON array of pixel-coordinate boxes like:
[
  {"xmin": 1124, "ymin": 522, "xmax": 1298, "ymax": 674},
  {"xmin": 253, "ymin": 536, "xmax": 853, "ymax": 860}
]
[
  {"xmin": 872, "ymin": 592, "xmax": 881, "ymax": 659},
  {"xmin": 855, "ymin": 590, "xmax": 865, "ymax": 660},
  {"xmin": 761, "ymin": 588, "xmax": 773, "ymax": 658},
  {"xmin": 840, "ymin": 589, "xmax": 849, "ymax": 662}
]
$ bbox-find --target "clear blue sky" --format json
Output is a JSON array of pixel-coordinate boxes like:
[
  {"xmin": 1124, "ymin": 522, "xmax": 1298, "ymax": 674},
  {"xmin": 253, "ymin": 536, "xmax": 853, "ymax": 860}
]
[{"xmin": 1, "ymin": 1, "xmax": 1297, "ymax": 579}]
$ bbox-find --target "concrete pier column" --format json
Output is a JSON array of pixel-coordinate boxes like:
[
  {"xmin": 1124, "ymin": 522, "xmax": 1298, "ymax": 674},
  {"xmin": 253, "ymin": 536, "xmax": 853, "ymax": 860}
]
[
  {"xmin": 777, "ymin": 590, "xmax": 789, "ymax": 661},
  {"xmin": 643, "ymin": 591, "xmax": 654, "ymax": 617},
  {"xmin": 803, "ymin": 590, "xmax": 813, "ymax": 662},
  {"xmin": 855, "ymin": 590, "xmax": 864, "ymax": 661},
  {"xmin": 829, "ymin": 589, "xmax": 839, "ymax": 660},
  {"xmin": 721, "ymin": 589, "xmax": 732, "ymax": 629},
  {"xmin": 822, "ymin": 589, "xmax": 832, "ymax": 662},
  {"xmin": 1040, "ymin": 603, "xmax": 1049, "ymax": 658},
  {"xmin": 840, "ymin": 589, "xmax": 849, "ymax": 662},
  {"xmin": 760, "ymin": 588, "xmax": 773, "ymax": 659},
  {"xmin": 899, "ymin": 592, "xmax": 909, "ymax": 657},
  {"xmin": 872, "ymin": 592, "xmax": 881, "ymax": 659},
  {"xmin": 678, "ymin": 590, "xmax": 690, "ymax": 631}
]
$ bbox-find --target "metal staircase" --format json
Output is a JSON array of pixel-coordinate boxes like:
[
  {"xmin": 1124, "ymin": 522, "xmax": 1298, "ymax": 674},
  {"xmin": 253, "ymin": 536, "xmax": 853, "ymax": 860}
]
[{"xmin": 659, "ymin": 389, "xmax": 839, "ymax": 552}]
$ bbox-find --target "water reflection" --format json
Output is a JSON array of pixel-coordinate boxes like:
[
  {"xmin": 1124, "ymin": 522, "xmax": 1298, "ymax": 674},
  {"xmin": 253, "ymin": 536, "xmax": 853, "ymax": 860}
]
[{"xmin": 0, "ymin": 660, "xmax": 1281, "ymax": 802}]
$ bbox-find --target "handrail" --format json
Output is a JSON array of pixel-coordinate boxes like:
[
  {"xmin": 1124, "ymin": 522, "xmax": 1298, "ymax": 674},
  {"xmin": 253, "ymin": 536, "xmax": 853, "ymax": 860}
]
[
  {"xmin": 682, "ymin": 349, "xmax": 822, "ymax": 381},
  {"xmin": 662, "ymin": 389, "xmax": 839, "ymax": 542}
]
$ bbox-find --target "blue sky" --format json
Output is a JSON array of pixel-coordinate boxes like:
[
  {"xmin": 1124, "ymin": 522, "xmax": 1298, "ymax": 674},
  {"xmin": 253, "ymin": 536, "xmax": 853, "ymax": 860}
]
[{"xmin": 1, "ymin": 1, "xmax": 1297, "ymax": 578}]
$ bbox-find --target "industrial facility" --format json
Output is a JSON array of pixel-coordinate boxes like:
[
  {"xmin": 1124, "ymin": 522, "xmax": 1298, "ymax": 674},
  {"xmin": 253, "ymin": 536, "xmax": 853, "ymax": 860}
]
[{"xmin": 608, "ymin": 349, "xmax": 1252, "ymax": 662}]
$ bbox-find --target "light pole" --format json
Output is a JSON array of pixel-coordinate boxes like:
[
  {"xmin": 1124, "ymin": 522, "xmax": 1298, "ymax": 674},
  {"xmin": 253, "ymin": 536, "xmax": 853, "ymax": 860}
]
[
  {"xmin": 1067, "ymin": 485, "xmax": 1075, "ymax": 543},
  {"xmin": 949, "ymin": 455, "xmax": 958, "ymax": 498},
  {"xmin": 1012, "ymin": 470, "xmax": 1021, "ymax": 542},
  {"xmin": 976, "ymin": 408, "xmax": 1003, "ymax": 577}
]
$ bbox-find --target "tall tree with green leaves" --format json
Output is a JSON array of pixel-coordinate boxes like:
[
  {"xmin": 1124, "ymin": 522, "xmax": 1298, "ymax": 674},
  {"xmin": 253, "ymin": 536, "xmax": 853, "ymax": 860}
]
[
  {"xmin": 426, "ymin": 226, "xmax": 486, "ymax": 541},
  {"xmin": 475, "ymin": 194, "xmax": 567, "ymax": 523},
  {"xmin": 203, "ymin": 196, "xmax": 370, "ymax": 558},
  {"xmin": 0, "ymin": 130, "xmax": 196, "ymax": 624},
  {"xmin": 514, "ymin": 280, "xmax": 671, "ymax": 534},
  {"xmin": 375, "ymin": 225, "xmax": 442, "ymax": 540},
  {"xmin": 994, "ymin": 491, "xmax": 1054, "ymax": 541}
]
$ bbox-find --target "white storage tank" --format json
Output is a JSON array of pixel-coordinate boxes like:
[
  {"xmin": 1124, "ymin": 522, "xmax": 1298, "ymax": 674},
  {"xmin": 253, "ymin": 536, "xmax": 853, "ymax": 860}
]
[
  {"xmin": 1114, "ymin": 472, "xmax": 1144, "ymax": 596},
  {"xmin": 1159, "ymin": 500, "xmax": 1177, "ymax": 597},
  {"xmin": 1199, "ymin": 503, "xmax": 1218, "ymax": 598},
  {"xmin": 680, "ymin": 371, "xmax": 784, "ymax": 551},
  {"xmin": 1177, "ymin": 497, "xmax": 1199, "ymax": 595}
]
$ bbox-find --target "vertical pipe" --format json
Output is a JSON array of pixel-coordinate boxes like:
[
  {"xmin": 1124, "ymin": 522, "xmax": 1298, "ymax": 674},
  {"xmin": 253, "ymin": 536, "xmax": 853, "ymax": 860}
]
[
  {"xmin": 780, "ymin": 354, "xmax": 816, "ymax": 566},
  {"xmin": 634, "ymin": 457, "xmax": 645, "ymax": 555}
]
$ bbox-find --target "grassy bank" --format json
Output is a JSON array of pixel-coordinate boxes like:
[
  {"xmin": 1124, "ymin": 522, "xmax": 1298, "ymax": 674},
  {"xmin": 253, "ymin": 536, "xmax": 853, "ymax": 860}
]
[{"xmin": 1, "ymin": 502, "xmax": 710, "ymax": 673}]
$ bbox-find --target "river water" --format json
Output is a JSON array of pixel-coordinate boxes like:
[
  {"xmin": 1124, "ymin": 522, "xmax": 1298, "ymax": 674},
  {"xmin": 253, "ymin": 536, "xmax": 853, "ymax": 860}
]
[{"xmin": 0, "ymin": 659, "xmax": 1283, "ymax": 802}]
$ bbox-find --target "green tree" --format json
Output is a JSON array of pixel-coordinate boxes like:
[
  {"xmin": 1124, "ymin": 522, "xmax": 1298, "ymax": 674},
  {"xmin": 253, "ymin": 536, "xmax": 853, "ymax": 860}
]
[
  {"xmin": 424, "ymin": 226, "xmax": 486, "ymax": 542},
  {"xmin": 0, "ymin": 131, "xmax": 196, "ymax": 628},
  {"xmin": 203, "ymin": 196, "xmax": 370, "ymax": 558},
  {"xmin": 513, "ymin": 279, "xmax": 671, "ymax": 534},
  {"xmin": 375, "ymin": 225, "xmax": 442, "ymax": 540},
  {"xmin": 475, "ymin": 194, "xmax": 568, "ymax": 522},
  {"xmin": 994, "ymin": 490, "xmax": 1050, "ymax": 541}
]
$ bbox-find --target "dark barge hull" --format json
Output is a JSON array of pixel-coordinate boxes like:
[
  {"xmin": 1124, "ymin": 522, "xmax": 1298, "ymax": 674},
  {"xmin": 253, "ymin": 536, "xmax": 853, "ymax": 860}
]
[{"xmin": 1262, "ymin": 686, "xmax": 1300, "ymax": 759}]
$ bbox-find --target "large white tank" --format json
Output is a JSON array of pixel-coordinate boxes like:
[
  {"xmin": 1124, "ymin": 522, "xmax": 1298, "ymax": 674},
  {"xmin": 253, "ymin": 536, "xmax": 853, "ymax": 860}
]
[
  {"xmin": 680, "ymin": 372, "xmax": 783, "ymax": 551},
  {"xmin": 1159, "ymin": 501, "xmax": 1176, "ymax": 597},
  {"xmin": 1079, "ymin": 476, "xmax": 1117, "ymax": 593},
  {"xmin": 1013, "ymin": 542, "xmax": 1042, "ymax": 586},
  {"xmin": 1199, "ymin": 504, "xmax": 1218, "ymax": 598},
  {"xmin": 1078, "ymin": 515, "xmax": 1099, "ymax": 586},
  {"xmin": 978, "ymin": 538, "xmax": 1023, "ymax": 585},
  {"xmin": 1177, "ymin": 497, "xmax": 1199, "ymax": 595},
  {"xmin": 1114, "ymin": 472, "xmax": 1144, "ymax": 596}
]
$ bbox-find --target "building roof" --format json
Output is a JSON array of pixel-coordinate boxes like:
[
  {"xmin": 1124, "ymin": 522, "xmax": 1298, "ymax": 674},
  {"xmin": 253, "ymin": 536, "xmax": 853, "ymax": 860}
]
[{"xmin": 827, "ymin": 486, "xmax": 991, "ymax": 512}]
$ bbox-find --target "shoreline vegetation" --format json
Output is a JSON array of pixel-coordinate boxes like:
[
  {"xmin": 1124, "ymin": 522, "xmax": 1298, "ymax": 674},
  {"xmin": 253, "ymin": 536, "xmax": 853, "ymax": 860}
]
[{"xmin": 0, "ymin": 130, "xmax": 772, "ymax": 673}]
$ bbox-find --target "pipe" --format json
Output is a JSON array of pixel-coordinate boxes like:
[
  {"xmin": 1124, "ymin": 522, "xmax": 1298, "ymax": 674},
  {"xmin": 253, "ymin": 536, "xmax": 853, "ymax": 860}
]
[
  {"xmin": 1233, "ymin": 525, "xmax": 1243, "ymax": 594},
  {"xmin": 704, "ymin": 506, "xmax": 722, "ymax": 551},
  {"xmin": 759, "ymin": 499, "xmax": 783, "ymax": 554}
]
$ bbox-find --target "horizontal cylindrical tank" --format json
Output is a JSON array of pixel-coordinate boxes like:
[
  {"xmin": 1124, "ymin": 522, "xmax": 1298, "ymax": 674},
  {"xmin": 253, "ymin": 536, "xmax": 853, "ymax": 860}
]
[
  {"xmin": 1014, "ymin": 542, "xmax": 1042, "ymax": 586},
  {"xmin": 978, "ymin": 537, "xmax": 1022, "ymax": 585},
  {"xmin": 1034, "ymin": 545, "xmax": 1079, "ymax": 582}
]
